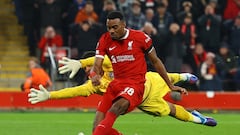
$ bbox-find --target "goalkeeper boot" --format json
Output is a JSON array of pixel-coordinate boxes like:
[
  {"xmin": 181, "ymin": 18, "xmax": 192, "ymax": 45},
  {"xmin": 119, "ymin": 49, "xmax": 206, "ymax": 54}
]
[
  {"xmin": 191, "ymin": 110, "xmax": 217, "ymax": 127},
  {"xmin": 181, "ymin": 73, "xmax": 198, "ymax": 84}
]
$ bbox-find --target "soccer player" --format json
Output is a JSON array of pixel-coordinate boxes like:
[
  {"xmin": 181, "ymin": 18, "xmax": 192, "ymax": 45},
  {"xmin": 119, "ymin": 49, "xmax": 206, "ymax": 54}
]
[
  {"xmin": 28, "ymin": 54, "xmax": 217, "ymax": 130},
  {"xmin": 88, "ymin": 11, "xmax": 202, "ymax": 135}
]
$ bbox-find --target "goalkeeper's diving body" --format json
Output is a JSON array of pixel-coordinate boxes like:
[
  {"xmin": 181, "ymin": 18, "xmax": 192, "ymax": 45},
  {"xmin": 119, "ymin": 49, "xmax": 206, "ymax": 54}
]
[{"xmin": 28, "ymin": 54, "xmax": 217, "ymax": 128}]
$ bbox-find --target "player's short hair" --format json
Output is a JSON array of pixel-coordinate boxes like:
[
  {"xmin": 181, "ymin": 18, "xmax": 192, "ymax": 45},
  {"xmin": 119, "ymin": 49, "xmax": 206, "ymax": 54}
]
[
  {"xmin": 107, "ymin": 11, "xmax": 125, "ymax": 21},
  {"xmin": 29, "ymin": 57, "xmax": 40, "ymax": 64},
  {"xmin": 81, "ymin": 51, "xmax": 96, "ymax": 59}
]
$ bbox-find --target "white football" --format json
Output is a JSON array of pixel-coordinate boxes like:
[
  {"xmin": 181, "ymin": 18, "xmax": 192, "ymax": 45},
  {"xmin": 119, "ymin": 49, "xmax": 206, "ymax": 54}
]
[{"xmin": 78, "ymin": 132, "xmax": 85, "ymax": 135}]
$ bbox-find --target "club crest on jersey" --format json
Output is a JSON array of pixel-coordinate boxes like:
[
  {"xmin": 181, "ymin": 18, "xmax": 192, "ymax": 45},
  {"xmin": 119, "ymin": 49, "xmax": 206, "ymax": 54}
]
[{"xmin": 128, "ymin": 41, "xmax": 133, "ymax": 50}]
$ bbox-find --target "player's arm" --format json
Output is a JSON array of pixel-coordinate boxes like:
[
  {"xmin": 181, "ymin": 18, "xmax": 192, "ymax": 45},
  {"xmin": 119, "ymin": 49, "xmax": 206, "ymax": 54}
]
[
  {"xmin": 90, "ymin": 34, "xmax": 108, "ymax": 86},
  {"xmin": 50, "ymin": 81, "xmax": 97, "ymax": 99},
  {"xmin": 147, "ymin": 48, "xmax": 172, "ymax": 87},
  {"xmin": 90, "ymin": 57, "xmax": 104, "ymax": 86},
  {"xmin": 147, "ymin": 47, "xmax": 187, "ymax": 94},
  {"xmin": 81, "ymin": 56, "xmax": 112, "ymax": 68},
  {"xmin": 23, "ymin": 77, "xmax": 32, "ymax": 92},
  {"xmin": 28, "ymin": 81, "xmax": 98, "ymax": 104},
  {"xmin": 80, "ymin": 57, "xmax": 95, "ymax": 67}
]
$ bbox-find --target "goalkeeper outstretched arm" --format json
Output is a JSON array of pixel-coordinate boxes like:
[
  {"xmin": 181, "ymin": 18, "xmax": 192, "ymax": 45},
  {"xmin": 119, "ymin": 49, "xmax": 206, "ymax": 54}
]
[
  {"xmin": 28, "ymin": 80, "xmax": 99, "ymax": 104},
  {"xmin": 28, "ymin": 55, "xmax": 112, "ymax": 104},
  {"xmin": 50, "ymin": 81, "xmax": 98, "ymax": 99},
  {"xmin": 28, "ymin": 55, "xmax": 107, "ymax": 104}
]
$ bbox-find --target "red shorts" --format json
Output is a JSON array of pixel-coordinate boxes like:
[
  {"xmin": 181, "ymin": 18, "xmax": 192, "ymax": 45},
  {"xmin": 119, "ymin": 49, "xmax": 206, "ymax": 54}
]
[{"xmin": 97, "ymin": 78, "xmax": 145, "ymax": 114}]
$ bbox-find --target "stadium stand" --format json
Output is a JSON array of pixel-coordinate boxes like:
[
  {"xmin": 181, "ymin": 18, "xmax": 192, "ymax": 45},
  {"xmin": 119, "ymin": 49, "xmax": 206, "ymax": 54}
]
[
  {"xmin": 0, "ymin": 0, "xmax": 240, "ymax": 92},
  {"xmin": 0, "ymin": 0, "xmax": 29, "ymax": 91}
]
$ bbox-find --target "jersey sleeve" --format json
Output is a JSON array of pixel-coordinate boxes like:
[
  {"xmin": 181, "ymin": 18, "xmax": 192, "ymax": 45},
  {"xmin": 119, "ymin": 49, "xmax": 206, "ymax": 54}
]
[
  {"xmin": 80, "ymin": 57, "xmax": 95, "ymax": 68},
  {"xmin": 102, "ymin": 56, "xmax": 112, "ymax": 69},
  {"xmin": 80, "ymin": 55, "xmax": 112, "ymax": 70},
  {"xmin": 95, "ymin": 34, "xmax": 108, "ymax": 59},
  {"xmin": 141, "ymin": 33, "xmax": 153, "ymax": 53},
  {"xmin": 23, "ymin": 77, "xmax": 32, "ymax": 92},
  {"xmin": 50, "ymin": 80, "xmax": 97, "ymax": 99}
]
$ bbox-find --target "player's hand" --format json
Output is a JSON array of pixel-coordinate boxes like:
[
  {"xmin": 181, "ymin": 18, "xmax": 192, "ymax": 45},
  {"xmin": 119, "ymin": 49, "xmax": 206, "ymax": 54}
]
[
  {"xmin": 89, "ymin": 71, "xmax": 101, "ymax": 86},
  {"xmin": 28, "ymin": 85, "xmax": 50, "ymax": 104},
  {"xmin": 91, "ymin": 75, "xmax": 101, "ymax": 86},
  {"xmin": 58, "ymin": 57, "xmax": 82, "ymax": 79},
  {"xmin": 170, "ymin": 85, "xmax": 188, "ymax": 95}
]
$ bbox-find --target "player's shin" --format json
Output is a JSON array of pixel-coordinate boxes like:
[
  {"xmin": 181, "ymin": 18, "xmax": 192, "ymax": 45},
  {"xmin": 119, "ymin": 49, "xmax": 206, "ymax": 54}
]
[
  {"xmin": 109, "ymin": 128, "xmax": 122, "ymax": 135},
  {"xmin": 173, "ymin": 104, "xmax": 201, "ymax": 123},
  {"xmin": 92, "ymin": 111, "xmax": 105, "ymax": 132},
  {"xmin": 93, "ymin": 111, "xmax": 118, "ymax": 135}
]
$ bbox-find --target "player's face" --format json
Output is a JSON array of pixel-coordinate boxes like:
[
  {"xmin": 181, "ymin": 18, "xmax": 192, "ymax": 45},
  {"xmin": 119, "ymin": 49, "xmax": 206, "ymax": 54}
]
[
  {"xmin": 106, "ymin": 18, "xmax": 126, "ymax": 40},
  {"xmin": 29, "ymin": 60, "xmax": 36, "ymax": 69}
]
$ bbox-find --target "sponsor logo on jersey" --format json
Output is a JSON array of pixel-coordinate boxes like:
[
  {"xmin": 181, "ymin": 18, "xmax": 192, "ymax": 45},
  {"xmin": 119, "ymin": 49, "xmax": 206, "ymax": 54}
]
[
  {"xmin": 111, "ymin": 55, "xmax": 135, "ymax": 63},
  {"xmin": 111, "ymin": 55, "xmax": 117, "ymax": 63}
]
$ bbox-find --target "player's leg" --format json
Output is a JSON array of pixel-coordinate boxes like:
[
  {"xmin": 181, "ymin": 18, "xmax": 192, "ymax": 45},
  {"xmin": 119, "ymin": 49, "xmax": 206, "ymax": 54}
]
[
  {"xmin": 167, "ymin": 73, "xmax": 198, "ymax": 84},
  {"xmin": 93, "ymin": 88, "xmax": 113, "ymax": 134},
  {"xmin": 93, "ymin": 80, "xmax": 144, "ymax": 135},
  {"xmin": 93, "ymin": 83, "xmax": 127, "ymax": 135},
  {"xmin": 168, "ymin": 102, "xmax": 199, "ymax": 122},
  {"xmin": 139, "ymin": 83, "xmax": 217, "ymax": 126},
  {"xmin": 93, "ymin": 111, "xmax": 122, "ymax": 135},
  {"xmin": 93, "ymin": 111, "xmax": 105, "ymax": 132},
  {"xmin": 144, "ymin": 72, "xmax": 198, "ymax": 98},
  {"xmin": 142, "ymin": 72, "xmax": 217, "ymax": 126},
  {"xmin": 168, "ymin": 102, "xmax": 217, "ymax": 126},
  {"xmin": 93, "ymin": 98, "xmax": 129, "ymax": 135}
]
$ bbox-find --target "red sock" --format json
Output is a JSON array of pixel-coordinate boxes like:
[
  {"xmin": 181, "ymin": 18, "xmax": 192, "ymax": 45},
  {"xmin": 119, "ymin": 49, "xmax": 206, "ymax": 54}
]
[
  {"xmin": 93, "ymin": 112, "xmax": 118, "ymax": 135},
  {"xmin": 109, "ymin": 128, "xmax": 122, "ymax": 135}
]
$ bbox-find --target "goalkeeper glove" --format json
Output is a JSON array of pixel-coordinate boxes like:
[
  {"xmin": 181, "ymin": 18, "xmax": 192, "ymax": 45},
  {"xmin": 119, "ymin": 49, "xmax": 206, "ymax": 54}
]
[
  {"xmin": 58, "ymin": 57, "xmax": 82, "ymax": 79},
  {"xmin": 28, "ymin": 85, "xmax": 50, "ymax": 104}
]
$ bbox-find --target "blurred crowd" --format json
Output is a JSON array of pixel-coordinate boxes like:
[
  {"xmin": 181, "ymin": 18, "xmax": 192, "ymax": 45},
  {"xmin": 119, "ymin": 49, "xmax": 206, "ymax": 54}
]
[{"xmin": 13, "ymin": 0, "xmax": 240, "ymax": 91}]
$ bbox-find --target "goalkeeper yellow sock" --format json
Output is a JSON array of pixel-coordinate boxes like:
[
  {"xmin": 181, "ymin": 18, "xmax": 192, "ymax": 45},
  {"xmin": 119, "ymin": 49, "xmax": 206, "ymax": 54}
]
[
  {"xmin": 174, "ymin": 104, "xmax": 192, "ymax": 122},
  {"xmin": 167, "ymin": 73, "xmax": 181, "ymax": 84},
  {"xmin": 174, "ymin": 105, "xmax": 202, "ymax": 123}
]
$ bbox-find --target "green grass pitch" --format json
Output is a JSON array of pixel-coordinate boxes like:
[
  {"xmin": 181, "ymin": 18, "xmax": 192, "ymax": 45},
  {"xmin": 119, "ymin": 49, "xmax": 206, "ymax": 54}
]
[{"xmin": 0, "ymin": 112, "xmax": 239, "ymax": 135}]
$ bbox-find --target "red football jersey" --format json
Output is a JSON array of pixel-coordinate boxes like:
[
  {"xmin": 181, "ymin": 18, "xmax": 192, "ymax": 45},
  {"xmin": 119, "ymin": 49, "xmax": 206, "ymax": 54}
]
[{"xmin": 96, "ymin": 29, "xmax": 153, "ymax": 81}]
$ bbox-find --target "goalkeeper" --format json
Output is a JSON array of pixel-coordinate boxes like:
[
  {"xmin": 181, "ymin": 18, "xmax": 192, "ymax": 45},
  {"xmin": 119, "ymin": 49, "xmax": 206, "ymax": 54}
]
[{"xmin": 28, "ymin": 52, "xmax": 217, "ymax": 127}]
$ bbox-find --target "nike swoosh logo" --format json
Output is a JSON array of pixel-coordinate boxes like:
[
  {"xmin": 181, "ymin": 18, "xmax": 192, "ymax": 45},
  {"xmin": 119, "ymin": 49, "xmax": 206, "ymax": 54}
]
[{"xmin": 109, "ymin": 46, "xmax": 116, "ymax": 51}]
